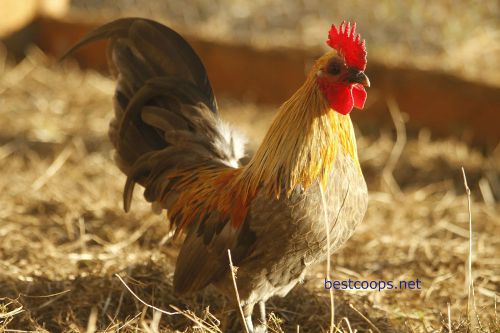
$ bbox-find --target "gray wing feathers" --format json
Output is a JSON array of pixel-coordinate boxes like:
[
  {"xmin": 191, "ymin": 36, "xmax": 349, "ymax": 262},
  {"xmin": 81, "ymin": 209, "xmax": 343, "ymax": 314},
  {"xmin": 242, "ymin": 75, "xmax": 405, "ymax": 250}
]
[{"xmin": 174, "ymin": 213, "xmax": 256, "ymax": 294}]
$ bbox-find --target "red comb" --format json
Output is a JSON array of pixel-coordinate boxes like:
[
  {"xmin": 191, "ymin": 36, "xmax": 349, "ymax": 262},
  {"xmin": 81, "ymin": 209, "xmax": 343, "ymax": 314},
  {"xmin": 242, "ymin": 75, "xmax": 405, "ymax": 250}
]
[{"xmin": 327, "ymin": 21, "xmax": 367, "ymax": 71}]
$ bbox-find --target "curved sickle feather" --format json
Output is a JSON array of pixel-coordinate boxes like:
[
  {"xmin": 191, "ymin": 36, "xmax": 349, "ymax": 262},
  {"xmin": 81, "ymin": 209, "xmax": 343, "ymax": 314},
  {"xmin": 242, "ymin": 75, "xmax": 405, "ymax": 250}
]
[{"xmin": 61, "ymin": 17, "xmax": 217, "ymax": 114}]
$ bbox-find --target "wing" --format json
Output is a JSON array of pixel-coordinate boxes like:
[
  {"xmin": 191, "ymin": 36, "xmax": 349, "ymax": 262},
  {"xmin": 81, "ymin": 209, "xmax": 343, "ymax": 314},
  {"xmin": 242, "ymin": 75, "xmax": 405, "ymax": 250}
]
[{"xmin": 173, "ymin": 208, "xmax": 257, "ymax": 294}]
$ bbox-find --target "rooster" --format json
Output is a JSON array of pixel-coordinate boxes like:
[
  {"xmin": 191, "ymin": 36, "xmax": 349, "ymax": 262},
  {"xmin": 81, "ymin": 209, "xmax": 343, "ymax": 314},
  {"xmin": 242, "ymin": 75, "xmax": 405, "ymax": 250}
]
[{"xmin": 64, "ymin": 18, "xmax": 369, "ymax": 332}]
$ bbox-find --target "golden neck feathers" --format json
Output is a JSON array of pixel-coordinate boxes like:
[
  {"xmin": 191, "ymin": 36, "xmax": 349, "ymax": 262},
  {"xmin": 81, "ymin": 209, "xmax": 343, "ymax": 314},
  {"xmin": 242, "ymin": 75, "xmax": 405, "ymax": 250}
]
[{"xmin": 237, "ymin": 66, "xmax": 360, "ymax": 200}]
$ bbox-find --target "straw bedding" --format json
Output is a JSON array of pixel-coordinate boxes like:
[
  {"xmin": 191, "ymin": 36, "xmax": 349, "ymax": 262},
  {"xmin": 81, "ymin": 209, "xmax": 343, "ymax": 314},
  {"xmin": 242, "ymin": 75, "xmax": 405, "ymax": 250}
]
[{"xmin": 0, "ymin": 48, "xmax": 498, "ymax": 332}]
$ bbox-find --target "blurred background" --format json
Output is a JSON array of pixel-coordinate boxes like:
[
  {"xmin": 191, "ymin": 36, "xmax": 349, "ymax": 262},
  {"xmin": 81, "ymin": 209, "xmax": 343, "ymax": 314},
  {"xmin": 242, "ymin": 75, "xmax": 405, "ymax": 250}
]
[{"xmin": 0, "ymin": 1, "xmax": 499, "ymax": 332}]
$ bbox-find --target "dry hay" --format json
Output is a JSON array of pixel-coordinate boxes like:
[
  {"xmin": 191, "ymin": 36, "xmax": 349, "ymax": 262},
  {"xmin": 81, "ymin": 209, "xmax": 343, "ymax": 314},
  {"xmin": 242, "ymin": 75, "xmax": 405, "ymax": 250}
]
[{"xmin": 0, "ymin": 48, "xmax": 499, "ymax": 332}]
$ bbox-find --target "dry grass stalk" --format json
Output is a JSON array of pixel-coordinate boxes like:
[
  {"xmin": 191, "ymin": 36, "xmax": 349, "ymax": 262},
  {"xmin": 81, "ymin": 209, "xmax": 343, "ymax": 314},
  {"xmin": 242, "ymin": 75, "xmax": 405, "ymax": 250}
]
[
  {"xmin": 382, "ymin": 97, "xmax": 406, "ymax": 196},
  {"xmin": 461, "ymin": 167, "xmax": 481, "ymax": 333},
  {"xmin": 319, "ymin": 184, "xmax": 335, "ymax": 333},
  {"xmin": 31, "ymin": 144, "xmax": 72, "ymax": 191},
  {"xmin": 337, "ymin": 317, "xmax": 354, "ymax": 333},
  {"xmin": 0, "ymin": 302, "xmax": 24, "ymax": 320},
  {"xmin": 227, "ymin": 249, "xmax": 250, "ymax": 333},
  {"xmin": 348, "ymin": 303, "xmax": 381, "ymax": 333},
  {"xmin": 447, "ymin": 302, "xmax": 452, "ymax": 333},
  {"xmin": 114, "ymin": 274, "xmax": 177, "ymax": 316},
  {"xmin": 86, "ymin": 305, "xmax": 98, "ymax": 333}
]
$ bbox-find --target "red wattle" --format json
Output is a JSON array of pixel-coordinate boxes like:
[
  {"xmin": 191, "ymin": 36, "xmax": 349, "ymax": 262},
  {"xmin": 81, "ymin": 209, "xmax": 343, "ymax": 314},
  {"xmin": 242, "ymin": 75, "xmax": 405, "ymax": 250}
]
[
  {"xmin": 352, "ymin": 84, "xmax": 367, "ymax": 109},
  {"xmin": 327, "ymin": 85, "xmax": 353, "ymax": 115}
]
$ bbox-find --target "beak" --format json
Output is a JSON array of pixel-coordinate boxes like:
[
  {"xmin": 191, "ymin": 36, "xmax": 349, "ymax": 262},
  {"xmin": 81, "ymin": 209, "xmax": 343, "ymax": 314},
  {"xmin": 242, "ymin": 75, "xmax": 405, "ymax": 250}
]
[{"xmin": 346, "ymin": 69, "xmax": 370, "ymax": 87}]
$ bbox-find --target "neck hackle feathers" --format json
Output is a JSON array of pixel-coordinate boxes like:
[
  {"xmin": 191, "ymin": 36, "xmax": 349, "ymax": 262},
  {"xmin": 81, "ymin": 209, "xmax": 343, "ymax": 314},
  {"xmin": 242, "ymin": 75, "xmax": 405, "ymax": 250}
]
[{"xmin": 327, "ymin": 21, "xmax": 366, "ymax": 71}]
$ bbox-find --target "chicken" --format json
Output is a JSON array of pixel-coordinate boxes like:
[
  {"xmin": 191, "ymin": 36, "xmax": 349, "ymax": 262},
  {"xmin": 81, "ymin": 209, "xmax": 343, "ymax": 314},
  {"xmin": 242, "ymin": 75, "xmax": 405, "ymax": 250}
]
[{"xmin": 64, "ymin": 18, "xmax": 369, "ymax": 332}]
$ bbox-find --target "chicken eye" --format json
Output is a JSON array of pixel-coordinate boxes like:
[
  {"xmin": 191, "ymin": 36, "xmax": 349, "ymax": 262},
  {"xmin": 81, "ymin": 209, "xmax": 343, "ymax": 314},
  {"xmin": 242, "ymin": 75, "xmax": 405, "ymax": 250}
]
[{"xmin": 327, "ymin": 62, "xmax": 341, "ymax": 75}]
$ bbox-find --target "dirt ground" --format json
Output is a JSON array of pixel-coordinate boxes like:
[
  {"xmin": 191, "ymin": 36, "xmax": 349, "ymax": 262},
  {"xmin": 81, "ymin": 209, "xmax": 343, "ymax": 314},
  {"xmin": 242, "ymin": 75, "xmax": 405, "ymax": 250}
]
[{"xmin": 0, "ymin": 45, "xmax": 498, "ymax": 332}]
